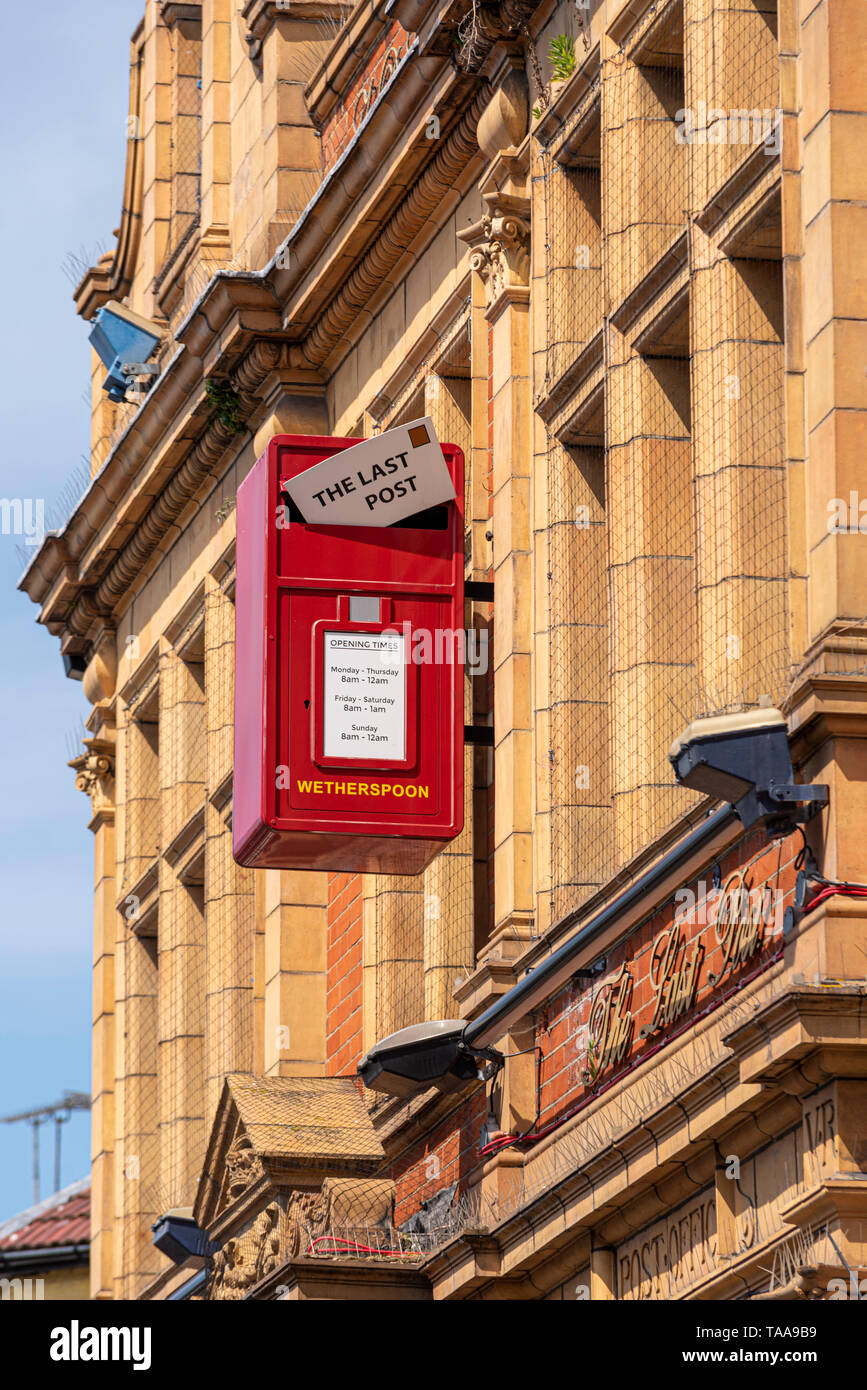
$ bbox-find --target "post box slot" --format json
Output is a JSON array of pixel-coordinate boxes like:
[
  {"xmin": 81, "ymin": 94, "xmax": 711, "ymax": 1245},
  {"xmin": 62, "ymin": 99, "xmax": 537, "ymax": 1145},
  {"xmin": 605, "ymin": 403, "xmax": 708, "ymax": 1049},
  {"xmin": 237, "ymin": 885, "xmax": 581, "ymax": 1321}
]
[{"xmin": 279, "ymin": 488, "xmax": 450, "ymax": 532}]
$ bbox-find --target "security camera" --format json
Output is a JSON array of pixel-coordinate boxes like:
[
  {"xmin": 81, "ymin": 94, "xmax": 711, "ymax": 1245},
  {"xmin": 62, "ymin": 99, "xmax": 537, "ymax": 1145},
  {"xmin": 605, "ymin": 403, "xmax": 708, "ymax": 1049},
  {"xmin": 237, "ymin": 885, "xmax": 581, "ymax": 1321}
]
[
  {"xmin": 357, "ymin": 1020, "xmax": 502, "ymax": 1099},
  {"xmin": 669, "ymin": 707, "xmax": 827, "ymax": 836},
  {"xmin": 89, "ymin": 300, "xmax": 162, "ymax": 403}
]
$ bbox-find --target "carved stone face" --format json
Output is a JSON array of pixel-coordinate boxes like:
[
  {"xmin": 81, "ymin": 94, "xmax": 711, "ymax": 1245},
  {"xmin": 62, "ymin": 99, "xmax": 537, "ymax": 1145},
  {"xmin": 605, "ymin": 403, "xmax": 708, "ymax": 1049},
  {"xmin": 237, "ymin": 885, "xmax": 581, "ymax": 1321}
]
[{"xmin": 225, "ymin": 1134, "xmax": 261, "ymax": 1199}]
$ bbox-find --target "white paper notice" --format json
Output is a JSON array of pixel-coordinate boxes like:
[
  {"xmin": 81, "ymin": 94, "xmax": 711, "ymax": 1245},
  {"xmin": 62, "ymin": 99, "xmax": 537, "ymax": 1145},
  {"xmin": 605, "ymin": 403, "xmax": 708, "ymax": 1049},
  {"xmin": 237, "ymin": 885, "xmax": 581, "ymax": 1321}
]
[
  {"xmin": 323, "ymin": 631, "xmax": 407, "ymax": 760},
  {"xmin": 283, "ymin": 417, "xmax": 456, "ymax": 527}
]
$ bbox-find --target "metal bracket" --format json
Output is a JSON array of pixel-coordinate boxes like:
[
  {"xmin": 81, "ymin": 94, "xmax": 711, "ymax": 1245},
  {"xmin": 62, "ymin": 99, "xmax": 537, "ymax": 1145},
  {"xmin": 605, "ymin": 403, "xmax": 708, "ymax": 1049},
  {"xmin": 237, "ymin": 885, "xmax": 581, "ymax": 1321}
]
[
  {"xmin": 465, "ymin": 724, "xmax": 493, "ymax": 746},
  {"xmin": 465, "ymin": 581, "xmax": 494, "ymax": 602},
  {"xmin": 572, "ymin": 958, "xmax": 607, "ymax": 984},
  {"xmin": 768, "ymin": 781, "xmax": 829, "ymax": 805}
]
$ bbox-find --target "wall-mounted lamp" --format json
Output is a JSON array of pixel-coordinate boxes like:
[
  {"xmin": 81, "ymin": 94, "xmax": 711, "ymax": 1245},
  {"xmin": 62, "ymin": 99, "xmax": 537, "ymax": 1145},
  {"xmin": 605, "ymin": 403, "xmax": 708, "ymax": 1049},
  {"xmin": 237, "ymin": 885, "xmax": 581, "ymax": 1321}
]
[
  {"xmin": 357, "ymin": 1020, "xmax": 503, "ymax": 1100},
  {"xmin": 669, "ymin": 707, "xmax": 828, "ymax": 838}
]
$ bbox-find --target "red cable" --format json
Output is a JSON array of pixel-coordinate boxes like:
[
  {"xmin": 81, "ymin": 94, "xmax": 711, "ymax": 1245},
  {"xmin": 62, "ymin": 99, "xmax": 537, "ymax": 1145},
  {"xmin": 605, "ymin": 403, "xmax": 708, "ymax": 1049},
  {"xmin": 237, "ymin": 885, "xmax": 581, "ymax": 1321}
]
[{"xmin": 805, "ymin": 884, "xmax": 867, "ymax": 912}]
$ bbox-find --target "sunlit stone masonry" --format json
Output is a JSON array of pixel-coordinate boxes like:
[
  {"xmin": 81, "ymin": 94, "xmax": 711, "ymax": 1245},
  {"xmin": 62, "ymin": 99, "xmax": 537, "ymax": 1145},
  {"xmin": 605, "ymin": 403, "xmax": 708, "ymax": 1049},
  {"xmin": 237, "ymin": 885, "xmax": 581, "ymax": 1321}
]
[{"xmin": 22, "ymin": 0, "xmax": 867, "ymax": 1300}]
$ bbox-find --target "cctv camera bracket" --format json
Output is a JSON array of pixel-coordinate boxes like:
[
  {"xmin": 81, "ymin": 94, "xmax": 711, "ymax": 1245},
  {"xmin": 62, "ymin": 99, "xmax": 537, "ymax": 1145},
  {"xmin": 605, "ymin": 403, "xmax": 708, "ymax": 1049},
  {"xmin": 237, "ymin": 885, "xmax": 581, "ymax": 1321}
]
[{"xmin": 571, "ymin": 958, "xmax": 607, "ymax": 984}]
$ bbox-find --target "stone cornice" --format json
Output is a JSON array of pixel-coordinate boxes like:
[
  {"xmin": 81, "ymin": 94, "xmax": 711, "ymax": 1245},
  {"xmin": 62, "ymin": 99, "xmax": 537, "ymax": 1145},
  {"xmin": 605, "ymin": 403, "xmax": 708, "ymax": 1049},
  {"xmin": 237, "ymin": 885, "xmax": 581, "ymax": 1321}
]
[
  {"xmin": 421, "ymin": 981, "xmax": 867, "ymax": 1298},
  {"xmin": 723, "ymin": 985, "xmax": 867, "ymax": 1089},
  {"xmin": 300, "ymin": 85, "xmax": 489, "ymax": 366},
  {"xmin": 160, "ymin": 2, "xmax": 202, "ymax": 29}
]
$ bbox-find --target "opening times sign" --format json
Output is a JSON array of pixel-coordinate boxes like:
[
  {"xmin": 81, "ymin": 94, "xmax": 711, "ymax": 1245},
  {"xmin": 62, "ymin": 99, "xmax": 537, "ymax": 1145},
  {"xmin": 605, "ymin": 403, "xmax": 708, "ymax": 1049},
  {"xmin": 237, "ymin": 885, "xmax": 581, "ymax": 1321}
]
[{"xmin": 322, "ymin": 631, "xmax": 407, "ymax": 760}]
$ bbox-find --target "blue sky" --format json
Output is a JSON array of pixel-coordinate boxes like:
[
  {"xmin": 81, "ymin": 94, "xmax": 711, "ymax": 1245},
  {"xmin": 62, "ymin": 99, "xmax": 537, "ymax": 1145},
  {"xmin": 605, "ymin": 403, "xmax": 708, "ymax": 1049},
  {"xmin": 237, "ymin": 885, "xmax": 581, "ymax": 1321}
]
[{"xmin": 0, "ymin": 1, "xmax": 144, "ymax": 1219}]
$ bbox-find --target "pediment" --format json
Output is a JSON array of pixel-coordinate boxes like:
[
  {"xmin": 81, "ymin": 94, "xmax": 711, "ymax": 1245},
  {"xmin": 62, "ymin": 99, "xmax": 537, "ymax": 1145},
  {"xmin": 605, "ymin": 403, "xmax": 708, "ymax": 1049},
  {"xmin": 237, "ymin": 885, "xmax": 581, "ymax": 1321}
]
[
  {"xmin": 193, "ymin": 1073, "xmax": 393, "ymax": 1301},
  {"xmin": 194, "ymin": 1073, "xmax": 385, "ymax": 1233}
]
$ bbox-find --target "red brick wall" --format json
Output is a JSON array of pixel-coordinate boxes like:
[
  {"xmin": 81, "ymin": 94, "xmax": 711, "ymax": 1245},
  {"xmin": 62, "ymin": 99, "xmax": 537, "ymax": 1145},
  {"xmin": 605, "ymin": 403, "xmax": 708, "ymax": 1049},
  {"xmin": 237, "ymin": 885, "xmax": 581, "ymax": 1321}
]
[
  {"xmin": 387, "ymin": 1088, "xmax": 489, "ymax": 1225},
  {"xmin": 535, "ymin": 829, "xmax": 800, "ymax": 1125},
  {"xmin": 326, "ymin": 872, "xmax": 364, "ymax": 1076},
  {"xmin": 385, "ymin": 829, "xmax": 800, "ymax": 1227},
  {"xmin": 321, "ymin": 22, "xmax": 410, "ymax": 173}
]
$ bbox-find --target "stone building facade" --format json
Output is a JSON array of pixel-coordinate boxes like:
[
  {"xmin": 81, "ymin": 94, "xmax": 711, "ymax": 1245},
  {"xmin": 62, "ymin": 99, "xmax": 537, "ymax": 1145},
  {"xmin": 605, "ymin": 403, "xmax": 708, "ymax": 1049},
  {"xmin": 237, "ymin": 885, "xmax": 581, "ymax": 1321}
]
[{"xmin": 21, "ymin": 0, "xmax": 867, "ymax": 1300}]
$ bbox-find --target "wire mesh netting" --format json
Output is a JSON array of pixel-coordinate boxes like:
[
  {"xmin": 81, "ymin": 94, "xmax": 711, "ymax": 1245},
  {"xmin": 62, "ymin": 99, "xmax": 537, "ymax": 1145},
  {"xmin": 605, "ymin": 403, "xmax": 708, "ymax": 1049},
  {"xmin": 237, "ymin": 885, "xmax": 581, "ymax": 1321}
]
[
  {"xmin": 115, "ymin": 581, "xmax": 258, "ymax": 1296},
  {"xmin": 535, "ymin": 0, "xmax": 789, "ymax": 926},
  {"xmin": 98, "ymin": 0, "xmax": 808, "ymax": 1292},
  {"xmin": 367, "ymin": 313, "xmax": 489, "ymax": 1042},
  {"xmin": 161, "ymin": 25, "xmax": 202, "ymax": 275}
]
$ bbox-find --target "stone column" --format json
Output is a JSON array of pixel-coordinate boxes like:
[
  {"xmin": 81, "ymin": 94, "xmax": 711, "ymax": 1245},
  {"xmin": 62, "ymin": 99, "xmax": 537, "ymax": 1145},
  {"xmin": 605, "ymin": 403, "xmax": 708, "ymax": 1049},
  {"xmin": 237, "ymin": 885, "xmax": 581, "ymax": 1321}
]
[
  {"xmin": 685, "ymin": 0, "xmax": 781, "ymax": 208},
  {"xmin": 781, "ymin": 0, "xmax": 867, "ymax": 901},
  {"xmin": 157, "ymin": 646, "xmax": 207, "ymax": 1212},
  {"xmin": 689, "ymin": 229, "xmax": 789, "ymax": 708},
  {"xmin": 70, "ymin": 730, "xmax": 117, "ymax": 1301},
  {"xmin": 795, "ymin": 0, "xmax": 867, "ymax": 650},
  {"xmin": 601, "ymin": 33, "xmax": 697, "ymax": 865},
  {"xmin": 117, "ymin": 930, "xmax": 160, "ymax": 1299},
  {"xmin": 139, "ymin": 1, "xmax": 173, "ymax": 318},
  {"xmin": 198, "ymin": 0, "xmax": 233, "ymax": 269},
  {"xmin": 259, "ymin": 3, "xmax": 333, "ymax": 261},
  {"xmin": 204, "ymin": 580, "xmax": 255, "ymax": 1116},
  {"xmin": 685, "ymin": 0, "xmax": 790, "ymax": 712},
  {"xmin": 460, "ymin": 160, "xmax": 535, "ymax": 955},
  {"xmin": 370, "ymin": 874, "xmax": 425, "ymax": 1039},
  {"xmin": 263, "ymin": 870, "xmax": 327, "ymax": 1075},
  {"xmin": 422, "ymin": 372, "xmax": 475, "ymax": 1020}
]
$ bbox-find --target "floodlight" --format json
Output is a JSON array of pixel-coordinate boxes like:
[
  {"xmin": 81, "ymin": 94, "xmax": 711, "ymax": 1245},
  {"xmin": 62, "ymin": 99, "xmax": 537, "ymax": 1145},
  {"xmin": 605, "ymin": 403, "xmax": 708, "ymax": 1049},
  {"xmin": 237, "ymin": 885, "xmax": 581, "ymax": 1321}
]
[
  {"xmin": 669, "ymin": 707, "xmax": 828, "ymax": 836},
  {"xmin": 152, "ymin": 1208, "xmax": 218, "ymax": 1264},
  {"xmin": 89, "ymin": 299, "xmax": 162, "ymax": 402},
  {"xmin": 62, "ymin": 651, "xmax": 86, "ymax": 681}
]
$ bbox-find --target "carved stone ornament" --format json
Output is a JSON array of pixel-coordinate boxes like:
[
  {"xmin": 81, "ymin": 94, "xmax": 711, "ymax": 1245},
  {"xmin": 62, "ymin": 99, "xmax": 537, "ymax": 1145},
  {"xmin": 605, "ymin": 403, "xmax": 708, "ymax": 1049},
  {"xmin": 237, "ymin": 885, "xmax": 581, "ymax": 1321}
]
[
  {"xmin": 460, "ymin": 193, "xmax": 531, "ymax": 312},
  {"xmin": 224, "ymin": 1132, "xmax": 266, "ymax": 1203},
  {"xmin": 195, "ymin": 1075, "xmax": 388, "ymax": 1298},
  {"xmin": 209, "ymin": 1201, "xmax": 286, "ymax": 1300},
  {"xmin": 69, "ymin": 737, "xmax": 116, "ymax": 825}
]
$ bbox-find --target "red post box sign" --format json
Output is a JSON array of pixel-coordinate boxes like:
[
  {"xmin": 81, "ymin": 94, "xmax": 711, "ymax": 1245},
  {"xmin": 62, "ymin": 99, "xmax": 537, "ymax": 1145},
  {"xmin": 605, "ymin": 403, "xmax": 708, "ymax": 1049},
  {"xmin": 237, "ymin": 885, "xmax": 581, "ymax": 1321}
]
[{"xmin": 233, "ymin": 432, "xmax": 465, "ymax": 874}]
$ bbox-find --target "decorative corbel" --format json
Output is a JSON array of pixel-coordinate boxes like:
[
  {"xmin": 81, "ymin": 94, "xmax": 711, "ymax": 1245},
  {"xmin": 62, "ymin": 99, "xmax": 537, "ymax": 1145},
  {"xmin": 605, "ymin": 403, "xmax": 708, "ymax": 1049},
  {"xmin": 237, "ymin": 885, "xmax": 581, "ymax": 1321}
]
[
  {"xmin": 69, "ymin": 738, "xmax": 116, "ymax": 830},
  {"xmin": 459, "ymin": 193, "xmax": 530, "ymax": 318}
]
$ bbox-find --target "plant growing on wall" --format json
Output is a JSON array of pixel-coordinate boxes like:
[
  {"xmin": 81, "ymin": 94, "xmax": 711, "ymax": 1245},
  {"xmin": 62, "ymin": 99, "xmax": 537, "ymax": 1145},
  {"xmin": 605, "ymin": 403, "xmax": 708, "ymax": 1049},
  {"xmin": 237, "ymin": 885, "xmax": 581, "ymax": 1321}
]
[
  {"xmin": 205, "ymin": 379, "xmax": 244, "ymax": 436},
  {"xmin": 533, "ymin": 34, "xmax": 579, "ymax": 118},
  {"xmin": 549, "ymin": 33, "xmax": 577, "ymax": 82}
]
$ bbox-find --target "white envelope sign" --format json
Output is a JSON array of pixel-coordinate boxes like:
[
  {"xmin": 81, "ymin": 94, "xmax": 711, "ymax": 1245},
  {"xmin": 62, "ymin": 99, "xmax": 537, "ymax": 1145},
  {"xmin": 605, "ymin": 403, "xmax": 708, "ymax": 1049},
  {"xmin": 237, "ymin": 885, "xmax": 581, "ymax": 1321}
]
[{"xmin": 282, "ymin": 417, "xmax": 456, "ymax": 527}]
